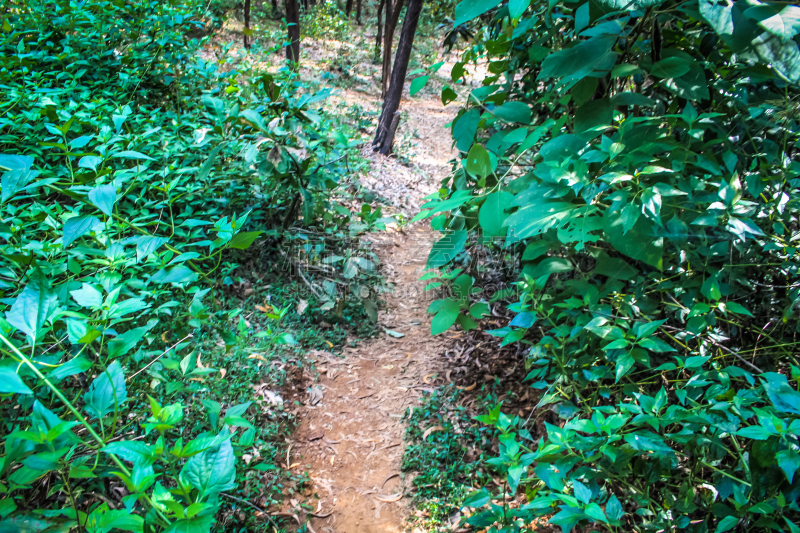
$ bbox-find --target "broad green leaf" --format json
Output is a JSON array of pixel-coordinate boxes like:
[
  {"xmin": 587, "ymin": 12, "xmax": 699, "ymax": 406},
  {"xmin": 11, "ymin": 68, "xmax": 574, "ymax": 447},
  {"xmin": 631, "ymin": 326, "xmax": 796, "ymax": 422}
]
[
  {"xmin": 104, "ymin": 441, "xmax": 157, "ymax": 467},
  {"xmin": 198, "ymin": 143, "xmax": 225, "ymax": 181},
  {"xmin": 452, "ymin": 109, "xmax": 481, "ymax": 152},
  {"xmin": 427, "ymin": 230, "xmax": 468, "ymax": 268},
  {"xmin": 604, "ymin": 212, "xmax": 663, "ymax": 269},
  {"xmin": 49, "ymin": 356, "xmax": 92, "ymax": 380},
  {"xmin": 88, "ymin": 184, "xmax": 117, "ymax": 217},
  {"xmin": 108, "ymin": 325, "xmax": 151, "ymax": 359},
  {"xmin": 714, "ymin": 515, "xmax": 739, "ymax": 533},
  {"xmin": 113, "ymin": 150, "xmax": 154, "ymax": 161},
  {"xmin": 0, "ymin": 367, "xmax": 32, "ymax": 394},
  {"xmin": 465, "ymin": 145, "xmax": 493, "ymax": 178},
  {"xmin": 479, "ymin": 191, "xmax": 514, "ymax": 237},
  {"xmin": 0, "ymin": 154, "xmax": 35, "ymax": 203},
  {"xmin": 181, "ymin": 437, "xmax": 237, "ymax": 498},
  {"xmin": 136, "ymin": 236, "xmax": 169, "ymax": 262},
  {"xmin": 650, "ymin": 57, "xmax": 692, "ymax": 78},
  {"xmin": 151, "ymin": 266, "xmax": 199, "ymax": 285},
  {"xmin": 63, "ymin": 215, "xmax": 101, "ymax": 247},
  {"xmin": 493, "ymin": 101, "xmax": 532, "ymax": 124},
  {"xmin": 430, "ymin": 298, "xmax": 461, "ymax": 335},
  {"xmin": 228, "ymin": 231, "xmax": 262, "ymax": 250},
  {"xmin": 6, "ymin": 271, "xmax": 57, "ymax": 342},
  {"xmin": 509, "ymin": 0, "xmax": 531, "ymax": 19},
  {"xmin": 538, "ymin": 34, "xmax": 618, "ymax": 82},
  {"xmin": 85, "ymin": 360, "xmax": 127, "ymax": 419},
  {"xmin": 462, "ymin": 488, "xmax": 490, "ymax": 508},
  {"xmin": 410, "ymin": 76, "xmax": 429, "ymax": 96},
  {"xmin": 454, "ymin": 0, "xmax": 501, "ymax": 27},
  {"xmin": 505, "ymin": 192, "xmax": 576, "ymax": 240},
  {"xmin": 615, "ymin": 351, "xmax": 635, "ymax": 382},
  {"xmin": 70, "ymin": 283, "xmax": 103, "ymax": 308}
]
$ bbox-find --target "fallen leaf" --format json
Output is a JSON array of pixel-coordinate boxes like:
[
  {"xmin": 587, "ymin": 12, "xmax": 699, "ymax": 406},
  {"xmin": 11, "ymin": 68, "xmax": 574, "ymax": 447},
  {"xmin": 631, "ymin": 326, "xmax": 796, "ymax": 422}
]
[
  {"xmin": 381, "ymin": 365, "xmax": 394, "ymax": 370},
  {"xmin": 329, "ymin": 455, "xmax": 335, "ymax": 465},
  {"xmin": 382, "ymin": 473, "xmax": 400, "ymax": 487},
  {"xmin": 288, "ymin": 462, "xmax": 300, "ymax": 469},
  {"xmin": 296, "ymin": 299, "xmax": 308, "ymax": 315},
  {"xmin": 457, "ymin": 381, "xmax": 477, "ymax": 391},
  {"xmin": 248, "ymin": 353, "xmax": 268, "ymax": 362},
  {"xmin": 423, "ymin": 373, "xmax": 436, "ymax": 384},
  {"xmin": 422, "ymin": 426, "xmax": 444, "ymax": 440},
  {"xmin": 384, "ymin": 329, "xmax": 405, "ymax": 338},
  {"xmin": 196, "ymin": 354, "xmax": 205, "ymax": 369},
  {"xmin": 374, "ymin": 492, "xmax": 403, "ymax": 503},
  {"xmin": 325, "ymin": 340, "xmax": 333, "ymax": 348},
  {"xmin": 220, "ymin": 368, "xmax": 227, "ymax": 378},
  {"xmin": 308, "ymin": 433, "xmax": 324, "ymax": 441}
]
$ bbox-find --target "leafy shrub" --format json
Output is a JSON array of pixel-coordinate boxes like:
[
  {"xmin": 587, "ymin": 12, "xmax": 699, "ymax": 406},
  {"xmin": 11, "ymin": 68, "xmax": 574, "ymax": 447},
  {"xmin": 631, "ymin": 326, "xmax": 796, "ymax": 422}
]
[
  {"xmin": 422, "ymin": 0, "xmax": 800, "ymax": 531},
  {"xmin": 301, "ymin": 1, "xmax": 351, "ymax": 40},
  {"xmin": 0, "ymin": 0, "xmax": 370, "ymax": 530}
]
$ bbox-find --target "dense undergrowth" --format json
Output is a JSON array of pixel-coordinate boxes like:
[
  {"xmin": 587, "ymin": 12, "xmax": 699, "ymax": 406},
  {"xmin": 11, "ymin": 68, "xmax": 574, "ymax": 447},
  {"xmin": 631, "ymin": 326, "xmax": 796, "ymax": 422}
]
[
  {"xmin": 417, "ymin": 0, "xmax": 800, "ymax": 531},
  {"xmin": 0, "ymin": 1, "xmax": 385, "ymax": 531}
]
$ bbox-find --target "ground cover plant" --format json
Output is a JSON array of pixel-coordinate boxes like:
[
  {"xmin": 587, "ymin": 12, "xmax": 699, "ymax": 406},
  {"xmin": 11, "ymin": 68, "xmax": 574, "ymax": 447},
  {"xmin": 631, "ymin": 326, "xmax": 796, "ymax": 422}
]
[
  {"xmin": 419, "ymin": 0, "xmax": 800, "ymax": 531},
  {"xmin": 0, "ymin": 0, "xmax": 383, "ymax": 531}
]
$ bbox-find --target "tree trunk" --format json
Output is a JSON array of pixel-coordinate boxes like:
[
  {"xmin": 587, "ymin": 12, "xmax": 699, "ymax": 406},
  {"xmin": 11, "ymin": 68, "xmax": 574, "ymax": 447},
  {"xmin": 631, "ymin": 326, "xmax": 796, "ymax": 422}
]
[
  {"xmin": 381, "ymin": 0, "xmax": 404, "ymax": 98},
  {"xmin": 243, "ymin": 0, "xmax": 251, "ymax": 49},
  {"xmin": 271, "ymin": 0, "xmax": 278, "ymax": 14},
  {"xmin": 375, "ymin": 0, "xmax": 385, "ymax": 56},
  {"xmin": 346, "ymin": 0, "xmax": 353, "ymax": 16},
  {"xmin": 286, "ymin": 0, "xmax": 300, "ymax": 62},
  {"xmin": 373, "ymin": 0, "xmax": 423, "ymax": 155},
  {"xmin": 356, "ymin": 0, "xmax": 362, "ymax": 24}
]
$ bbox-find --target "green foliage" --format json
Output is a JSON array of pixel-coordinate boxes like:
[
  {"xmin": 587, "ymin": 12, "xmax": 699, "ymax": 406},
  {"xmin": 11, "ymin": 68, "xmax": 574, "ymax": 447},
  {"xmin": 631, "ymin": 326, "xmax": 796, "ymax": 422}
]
[
  {"xmin": 428, "ymin": 0, "xmax": 800, "ymax": 531},
  {"xmin": 402, "ymin": 386, "xmax": 491, "ymax": 526},
  {"xmin": 0, "ymin": 0, "xmax": 374, "ymax": 530},
  {"xmin": 302, "ymin": 1, "xmax": 351, "ymax": 40}
]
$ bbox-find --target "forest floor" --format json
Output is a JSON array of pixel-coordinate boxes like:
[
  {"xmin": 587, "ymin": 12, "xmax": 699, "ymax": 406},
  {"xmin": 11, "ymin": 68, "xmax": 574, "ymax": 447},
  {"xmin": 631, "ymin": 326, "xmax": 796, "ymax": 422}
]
[
  {"xmin": 290, "ymin": 92, "xmax": 459, "ymax": 532},
  {"xmin": 211, "ymin": 17, "xmax": 522, "ymax": 531}
]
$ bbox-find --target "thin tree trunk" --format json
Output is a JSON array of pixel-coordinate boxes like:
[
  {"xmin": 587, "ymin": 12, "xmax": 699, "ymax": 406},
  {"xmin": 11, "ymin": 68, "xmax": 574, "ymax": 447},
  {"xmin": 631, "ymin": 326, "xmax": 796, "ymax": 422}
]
[
  {"xmin": 376, "ymin": 0, "xmax": 385, "ymax": 56},
  {"xmin": 271, "ymin": 0, "xmax": 278, "ymax": 14},
  {"xmin": 243, "ymin": 0, "xmax": 251, "ymax": 49},
  {"xmin": 346, "ymin": 0, "xmax": 353, "ymax": 16},
  {"xmin": 286, "ymin": 0, "xmax": 300, "ymax": 62},
  {"xmin": 381, "ymin": 0, "xmax": 404, "ymax": 98},
  {"xmin": 373, "ymin": 0, "xmax": 423, "ymax": 154},
  {"xmin": 356, "ymin": 0, "xmax": 362, "ymax": 24}
]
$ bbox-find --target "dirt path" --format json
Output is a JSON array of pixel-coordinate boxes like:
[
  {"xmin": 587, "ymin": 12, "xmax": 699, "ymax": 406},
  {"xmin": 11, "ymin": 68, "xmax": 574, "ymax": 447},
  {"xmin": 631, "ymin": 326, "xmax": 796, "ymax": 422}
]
[{"xmin": 290, "ymin": 96, "xmax": 457, "ymax": 532}]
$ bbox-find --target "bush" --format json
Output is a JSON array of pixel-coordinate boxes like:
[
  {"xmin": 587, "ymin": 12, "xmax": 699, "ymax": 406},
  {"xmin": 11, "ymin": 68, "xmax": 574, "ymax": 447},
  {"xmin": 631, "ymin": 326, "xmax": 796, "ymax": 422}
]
[
  {"xmin": 0, "ymin": 0, "xmax": 367, "ymax": 530},
  {"xmin": 422, "ymin": 0, "xmax": 800, "ymax": 531}
]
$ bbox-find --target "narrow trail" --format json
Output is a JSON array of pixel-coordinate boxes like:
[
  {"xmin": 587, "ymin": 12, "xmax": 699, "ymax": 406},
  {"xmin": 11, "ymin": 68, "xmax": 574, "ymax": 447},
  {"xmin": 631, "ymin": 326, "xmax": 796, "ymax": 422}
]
[{"xmin": 291, "ymin": 94, "xmax": 457, "ymax": 532}]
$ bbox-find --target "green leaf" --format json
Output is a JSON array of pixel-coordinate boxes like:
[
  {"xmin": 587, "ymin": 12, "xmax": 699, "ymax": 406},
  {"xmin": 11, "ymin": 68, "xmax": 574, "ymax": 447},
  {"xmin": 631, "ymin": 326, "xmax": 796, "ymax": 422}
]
[
  {"xmin": 198, "ymin": 143, "xmax": 225, "ymax": 181},
  {"xmin": 605, "ymin": 495, "xmax": 624, "ymax": 523},
  {"xmin": 454, "ymin": 0, "xmax": 501, "ymax": 27},
  {"xmin": 104, "ymin": 441, "xmax": 157, "ymax": 467},
  {"xmin": 715, "ymin": 515, "xmax": 739, "ymax": 533},
  {"xmin": 410, "ymin": 76, "xmax": 429, "ymax": 96},
  {"xmin": 462, "ymin": 488, "xmax": 490, "ymax": 508},
  {"xmin": 0, "ymin": 154, "xmax": 35, "ymax": 204},
  {"xmin": 737, "ymin": 426, "xmax": 774, "ymax": 440},
  {"xmin": 505, "ymin": 191, "xmax": 576, "ymax": 240},
  {"xmin": 604, "ymin": 211, "xmax": 663, "ymax": 269},
  {"xmin": 85, "ymin": 360, "xmax": 127, "ymax": 419},
  {"xmin": 181, "ymin": 437, "xmax": 237, "ymax": 498},
  {"xmin": 228, "ymin": 231, "xmax": 262, "ymax": 250},
  {"xmin": 70, "ymin": 283, "xmax": 103, "ymax": 308},
  {"xmin": 0, "ymin": 367, "xmax": 32, "ymax": 394},
  {"xmin": 479, "ymin": 191, "xmax": 514, "ymax": 237},
  {"xmin": 442, "ymin": 86, "xmax": 458, "ymax": 105},
  {"xmin": 538, "ymin": 34, "xmax": 618, "ymax": 83},
  {"xmin": 452, "ymin": 109, "xmax": 481, "ymax": 152},
  {"xmin": 615, "ymin": 351, "xmax": 635, "ymax": 382},
  {"xmin": 572, "ymin": 480, "xmax": 592, "ymax": 504},
  {"xmin": 151, "ymin": 266, "xmax": 199, "ymax": 285},
  {"xmin": 108, "ymin": 326, "xmax": 151, "ymax": 359},
  {"xmin": 88, "ymin": 184, "xmax": 117, "ymax": 217},
  {"xmin": 113, "ymin": 150, "xmax": 154, "ymax": 161},
  {"xmin": 465, "ymin": 145, "xmax": 493, "ymax": 178},
  {"xmin": 164, "ymin": 516, "xmax": 214, "ymax": 533},
  {"xmin": 762, "ymin": 373, "xmax": 800, "ymax": 414},
  {"xmin": 469, "ymin": 302, "xmax": 490, "ymax": 319},
  {"xmin": 493, "ymin": 101, "xmax": 532, "ymax": 124},
  {"xmin": 430, "ymin": 298, "xmax": 461, "ymax": 335},
  {"xmin": 427, "ymin": 231, "xmax": 468, "ymax": 268},
  {"xmin": 777, "ymin": 449, "xmax": 800, "ymax": 483},
  {"xmin": 49, "ymin": 356, "xmax": 92, "ymax": 381},
  {"xmin": 650, "ymin": 57, "xmax": 692, "ymax": 78},
  {"xmin": 63, "ymin": 216, "xmax": 101, "ymax": 247},
  {"xmin": 136, "ymin": 236, "xmax": 169, "ymax": 262},
  {"xmin": 724, "ymin": 301, "xmax": 753, "ymax": 317},
  {"xmin": 6, "ymin": 271, "xmax": 57, "ymax": 342},
  {"xmin": 509, "ymin": 0, "xmax": 531, "ymax": 19}
]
